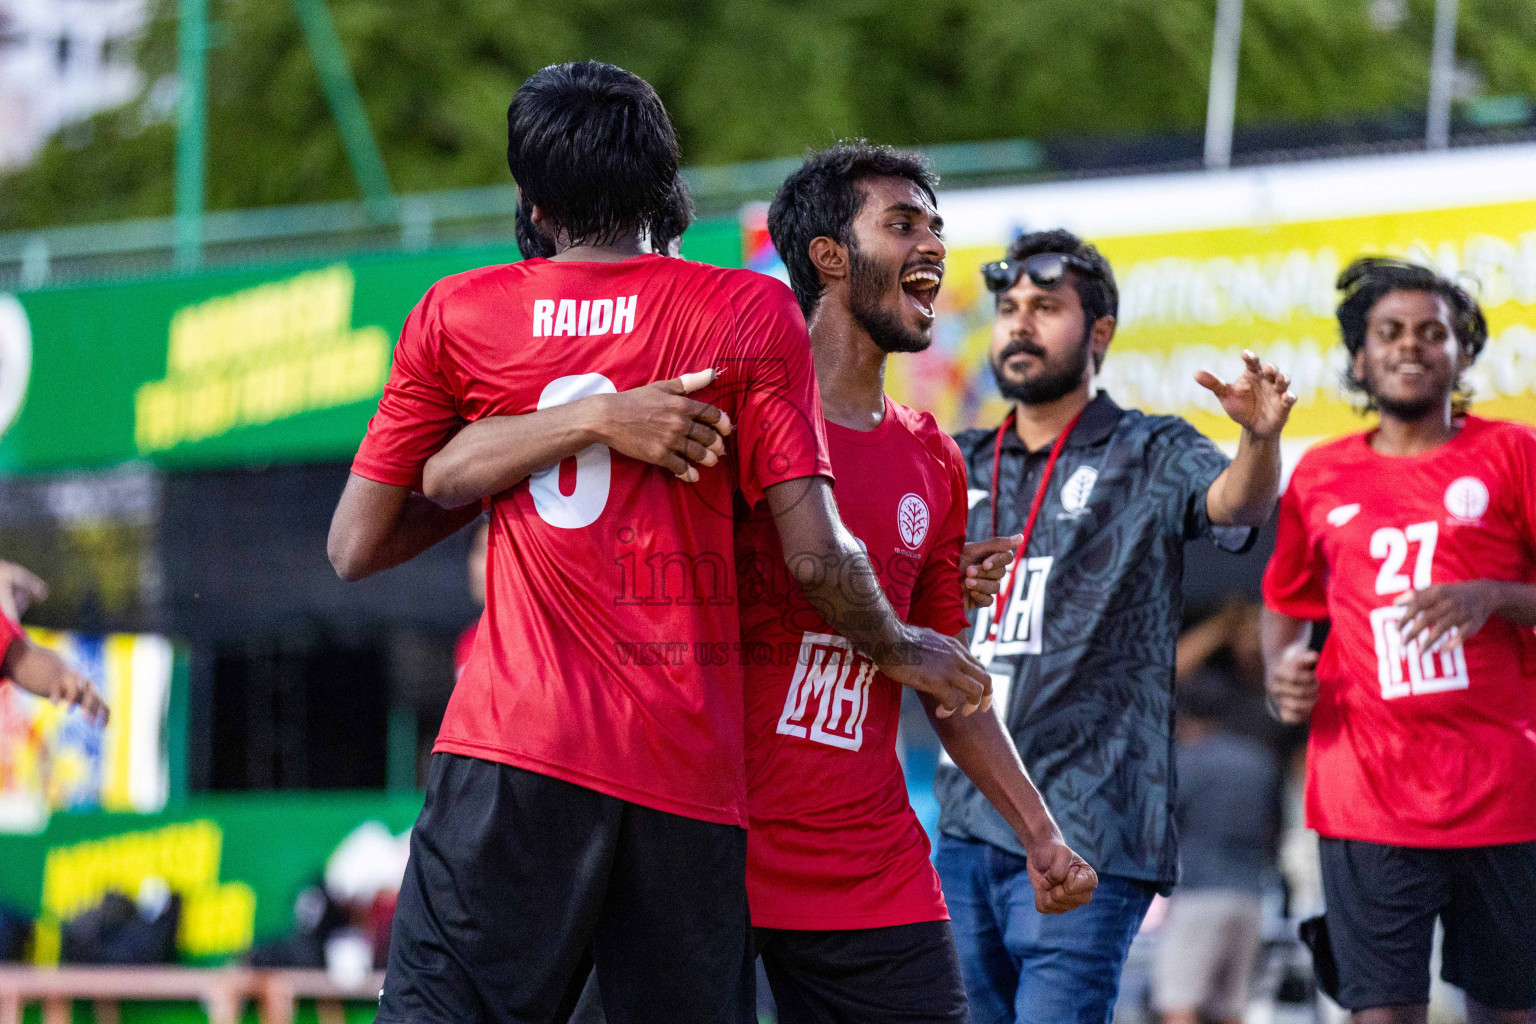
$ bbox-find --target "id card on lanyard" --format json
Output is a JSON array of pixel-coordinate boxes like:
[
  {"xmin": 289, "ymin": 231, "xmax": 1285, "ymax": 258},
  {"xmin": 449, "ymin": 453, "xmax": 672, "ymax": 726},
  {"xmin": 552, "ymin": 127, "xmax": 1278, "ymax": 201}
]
[{"xmin": 973, "ymin": 408, "xmax": 1084, "ymax": 668}]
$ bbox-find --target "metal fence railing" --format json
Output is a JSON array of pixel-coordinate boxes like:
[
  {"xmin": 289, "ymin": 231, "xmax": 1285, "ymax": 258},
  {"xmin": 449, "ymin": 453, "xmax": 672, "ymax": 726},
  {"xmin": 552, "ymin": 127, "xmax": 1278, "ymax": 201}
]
[
  {"xmin": 0, "ymin": 138, "xmax": 1046, "ymax": 291},
  {"xmin": 3, "ymin": 125, "xmax": 1533, "ymax": 292}
]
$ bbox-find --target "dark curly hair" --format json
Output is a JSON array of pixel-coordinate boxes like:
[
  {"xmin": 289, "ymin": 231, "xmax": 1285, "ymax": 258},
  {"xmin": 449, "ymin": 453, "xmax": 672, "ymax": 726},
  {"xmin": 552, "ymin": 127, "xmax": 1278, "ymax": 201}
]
[
  {"xmin": 650, "ymin": 177, "xmax": 695, "ymax": 256},
  {"xmin": 1003, "ymin": 229, "xmax": 1118, "ymax": 372},
  {"xmin": 506, "ymin": 61, "xmax": 680, "ymax": 249},
  {"xmin": 1336, "ymin": 257, "xmax": 1488, "ymax": 416},
  {"xmin": 767, "ymin": 141, "xmax": 938, "ymax": 318}
]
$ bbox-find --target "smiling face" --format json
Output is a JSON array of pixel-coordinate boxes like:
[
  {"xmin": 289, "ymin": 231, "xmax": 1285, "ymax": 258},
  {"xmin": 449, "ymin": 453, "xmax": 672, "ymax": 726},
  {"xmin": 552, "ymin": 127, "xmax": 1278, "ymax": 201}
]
[
  {"xmin": 841, "ymin": 175, "xmax": 945, "ymax": 353},
  {"xmin": 1354, "ymin": 289, "xmax": 1464, "ymax": 421},
  {"xmin": 989, "ymin": 270, "xmax": 1108, "ymax": 406}
]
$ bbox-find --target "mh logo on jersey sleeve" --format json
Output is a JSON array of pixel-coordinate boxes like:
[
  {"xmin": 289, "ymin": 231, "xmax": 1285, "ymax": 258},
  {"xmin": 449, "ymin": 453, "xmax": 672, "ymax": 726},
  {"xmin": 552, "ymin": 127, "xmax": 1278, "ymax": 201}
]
[
  {"xmin": 897, "ymin": 493, "xmax": 929, "ymax": 549},
  {"xmin": 776, "ymin": 633, "xmax": 875, "ymax": 751}
]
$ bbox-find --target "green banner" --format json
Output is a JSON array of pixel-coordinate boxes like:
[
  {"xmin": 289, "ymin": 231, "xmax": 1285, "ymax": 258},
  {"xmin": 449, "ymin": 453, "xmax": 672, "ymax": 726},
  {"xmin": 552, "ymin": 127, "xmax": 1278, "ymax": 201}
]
[
  {"xmin": 0, "ymin": 219, "xmax": 742, "ymax": 476},
  {"xmin": 0, "ymin": 793, "xmax": 424, "ymax": 963}
]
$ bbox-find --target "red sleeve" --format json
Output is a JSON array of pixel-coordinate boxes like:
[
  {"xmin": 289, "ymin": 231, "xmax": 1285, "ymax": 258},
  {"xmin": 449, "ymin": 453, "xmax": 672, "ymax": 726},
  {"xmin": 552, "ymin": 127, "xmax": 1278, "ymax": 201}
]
[
  {"xmin": 1510, "ymin": 425, "xmax": 1536, "ymax": 556},
  {"xmin": 1262, "ymin": 470, "xmax": 1329, "ymax": 620},
  {"xmin": 351, "ymin": 286, "xmax": 461, "ymax": 489},
  {"xmin": 908, "ymin": 436, "xmax": 971, "ymax": 637},
  {"xmin": 0, "ymin": 610, "xmax": 24, "ymax": 665},
  {"xmin": 1507, "ymin": 427, "xmax": 1536, "ymax": 669},
  {"xmin": 721, "ymin": 274, "xmax": 834, "ymax": 508}
]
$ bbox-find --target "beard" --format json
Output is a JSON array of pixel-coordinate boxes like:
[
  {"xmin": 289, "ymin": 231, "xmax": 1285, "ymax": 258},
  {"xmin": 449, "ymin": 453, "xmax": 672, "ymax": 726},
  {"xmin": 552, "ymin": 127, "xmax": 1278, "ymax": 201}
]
[
  {"xmin": 992, "ymin": 326, "xmax": 1092, "ymax": 405},
  {"xmin": 515, "ymin": 195, "xmax": 556, "ymax": 260},
  {"xmin": 1359, "ymin": 361, "xmax": 1452, "ymax": 421},
  {"xmin": 848, "ymin": 244, "xmax": 931, "ymax": 354}
]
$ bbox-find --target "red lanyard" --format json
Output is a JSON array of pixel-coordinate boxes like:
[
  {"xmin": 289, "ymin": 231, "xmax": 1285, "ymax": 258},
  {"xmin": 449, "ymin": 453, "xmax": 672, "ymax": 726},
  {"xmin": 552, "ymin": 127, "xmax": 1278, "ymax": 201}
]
[{"xmin": 987, "ymin": 408, "xmax": 1084, "ymax": 641}]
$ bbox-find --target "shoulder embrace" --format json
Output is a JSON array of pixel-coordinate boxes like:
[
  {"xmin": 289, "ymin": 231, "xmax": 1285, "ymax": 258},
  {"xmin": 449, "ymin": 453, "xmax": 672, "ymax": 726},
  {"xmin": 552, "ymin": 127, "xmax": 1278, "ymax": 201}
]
[
  {"xmin": 715, "ymin": 266, "xmax": 800, "ymax": 308},
  {"xmin": 715, "ymin": 268, "xmax": 807, "ymax": 346}
]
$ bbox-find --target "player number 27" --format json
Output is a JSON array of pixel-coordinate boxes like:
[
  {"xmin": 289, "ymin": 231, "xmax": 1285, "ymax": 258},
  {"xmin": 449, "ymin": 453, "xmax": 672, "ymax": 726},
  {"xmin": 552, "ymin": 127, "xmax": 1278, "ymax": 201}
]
[
  {"xmin": 528, "ymin": 373, "xmax": 616, "ymax": 529},
  {"xmin": 1370, "ymin": 521, "xmax": 1438, "ymax": 596}
]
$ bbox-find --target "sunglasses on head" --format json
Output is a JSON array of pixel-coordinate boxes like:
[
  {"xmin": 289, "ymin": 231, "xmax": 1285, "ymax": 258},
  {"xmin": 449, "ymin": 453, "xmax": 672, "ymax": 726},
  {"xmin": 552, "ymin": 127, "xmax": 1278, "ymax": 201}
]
[{"xmin": 980, "ymin": 252, "xmax": 1100, "ymax": 294}]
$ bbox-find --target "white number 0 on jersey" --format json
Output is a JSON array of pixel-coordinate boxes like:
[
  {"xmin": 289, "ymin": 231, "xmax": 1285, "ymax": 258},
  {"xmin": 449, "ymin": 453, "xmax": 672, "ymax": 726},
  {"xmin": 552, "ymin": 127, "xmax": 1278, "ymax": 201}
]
[{"xmin": 528, "ymin": 374, "xmax": 616, "ymax": 529}]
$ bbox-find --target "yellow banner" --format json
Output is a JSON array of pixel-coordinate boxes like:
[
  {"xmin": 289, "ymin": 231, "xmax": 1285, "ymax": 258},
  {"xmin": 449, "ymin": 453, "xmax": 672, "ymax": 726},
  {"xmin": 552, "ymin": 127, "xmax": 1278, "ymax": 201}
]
[{"xmin": 888, "ymin": 198, "xmax": 1536, "ymax": 439}]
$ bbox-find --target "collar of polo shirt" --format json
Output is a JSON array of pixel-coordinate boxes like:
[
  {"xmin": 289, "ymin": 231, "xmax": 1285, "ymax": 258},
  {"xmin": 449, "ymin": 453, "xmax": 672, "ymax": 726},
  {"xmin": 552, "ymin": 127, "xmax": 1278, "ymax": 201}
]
[{"xmin": 1000, "ymin": 391, "xmax": 1124, "ymax": 456}]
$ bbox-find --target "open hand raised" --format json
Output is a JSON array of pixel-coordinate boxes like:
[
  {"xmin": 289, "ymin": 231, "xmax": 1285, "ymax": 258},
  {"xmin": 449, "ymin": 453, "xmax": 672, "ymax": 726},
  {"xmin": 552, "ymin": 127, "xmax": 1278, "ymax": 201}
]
[{"xmin": 1195, "ymin": 350, "xmax": 1296, "ymax": 439}]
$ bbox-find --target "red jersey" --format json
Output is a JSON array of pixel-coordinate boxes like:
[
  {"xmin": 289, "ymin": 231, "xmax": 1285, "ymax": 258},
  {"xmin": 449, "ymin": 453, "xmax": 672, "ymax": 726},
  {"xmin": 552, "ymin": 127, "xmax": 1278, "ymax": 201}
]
[
  {"xmin": 0, "ymin": 612, "xmax": 22, "ymax": 663},
  {"xmin": 738, "ymin": 397, "xmax": 969, "ymax": 929},
  {"xmin": 1263, "ymin": 416, "xmax": 1536, "ymax": 847},
  {"xmin": 352, "ymin": 255, "xmax": 832, "ymax": 826},
  {"xmin": 453, "ymin": 620, "xmax": 478, "ymax": 680}
]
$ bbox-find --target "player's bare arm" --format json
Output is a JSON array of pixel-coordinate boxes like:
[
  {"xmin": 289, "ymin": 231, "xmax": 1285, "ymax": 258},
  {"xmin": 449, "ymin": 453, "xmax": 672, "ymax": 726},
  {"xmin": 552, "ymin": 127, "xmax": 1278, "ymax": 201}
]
[
  {"xmin": 421, "ymin": 369, "xmax": 731, "ymax": 508},
  {"xmin": 2, "ymin": 636, "xmax": 109, "ymax": 724},
  {"xmin": 1397, "ymin": 581, "xmax": 1536, "ymax": 654},
  {"xmin": 1260, "ymin": 606, "xmax": 1319, "ymax": 724},
  {"xmin": 328, "ymin": 476, "xmax": 483, "ymax": 582},
  {"xmin": 959, "ymin": 535, "xmax": 1020, "ymax": 611},
  {"xmin": 1197, "ymin": 350, "xmax": 1297, "ymax": 527},
  {"xmin": 766, "ymin": 476, "xmax": 990, "ymax": 717},
  {"xmin": 0, "ymin": 561, "xmax": 48, "ymax": 622},
  {"xmin": 921, "ymin": 690, "xmax": 1097, "ymax": 913}
]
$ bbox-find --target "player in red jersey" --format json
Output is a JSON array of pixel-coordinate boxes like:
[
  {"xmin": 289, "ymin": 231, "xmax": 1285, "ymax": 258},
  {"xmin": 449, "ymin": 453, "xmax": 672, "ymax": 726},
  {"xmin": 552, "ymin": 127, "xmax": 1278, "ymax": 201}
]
[
  {"xmin": 424, "ymin": 142, "xmax": 1097, "ymax": 1024},
  {"xmin": 451, "ymin": 519, "xmax": 487, "ymax": 679},
  {"xmin": 1262, "ymin": 257, "xmax": 1536, "ymax": 1023},
  {"xmin": 328, "ymin": 63, "xmax": 989, "ymax": 1024},
  {"xmin": 742, "ymin": 143, "xmax": 1096, "ymax": 1022}
]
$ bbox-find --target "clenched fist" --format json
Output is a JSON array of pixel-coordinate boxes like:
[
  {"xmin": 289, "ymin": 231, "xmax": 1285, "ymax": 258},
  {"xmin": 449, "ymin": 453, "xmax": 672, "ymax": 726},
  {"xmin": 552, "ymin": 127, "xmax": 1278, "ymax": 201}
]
[
  {"xmin": 1027, "ymin": 841, "xmax": 1098, "ymax": 914},
  {"xmin": 1266, "ymin": 645, "xmax": 1319, "ymax": 724}
]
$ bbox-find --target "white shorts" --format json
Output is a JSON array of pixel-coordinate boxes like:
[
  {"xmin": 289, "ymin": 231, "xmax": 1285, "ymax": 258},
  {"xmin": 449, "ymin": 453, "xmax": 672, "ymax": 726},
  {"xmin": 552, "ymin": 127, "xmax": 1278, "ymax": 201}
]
[{"xmin": 1151, "ymin": 888, "xmax": 1263, "ymax": 1020}]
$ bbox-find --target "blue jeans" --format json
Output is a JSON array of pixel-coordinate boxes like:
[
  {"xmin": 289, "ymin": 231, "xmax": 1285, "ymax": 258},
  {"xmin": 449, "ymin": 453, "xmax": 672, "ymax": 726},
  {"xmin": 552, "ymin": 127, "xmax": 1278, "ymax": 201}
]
[{"xmin": 935, "ymin": 834, "xmax": 1156, "ymax": 1024}]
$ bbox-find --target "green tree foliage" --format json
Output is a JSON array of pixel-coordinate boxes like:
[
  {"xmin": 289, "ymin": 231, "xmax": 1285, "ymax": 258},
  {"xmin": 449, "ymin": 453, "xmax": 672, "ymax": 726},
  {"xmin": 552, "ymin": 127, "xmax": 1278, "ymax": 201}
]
[{"xmin": 1, "ymin": 0, "xmax": 1531, "ymax": 230}]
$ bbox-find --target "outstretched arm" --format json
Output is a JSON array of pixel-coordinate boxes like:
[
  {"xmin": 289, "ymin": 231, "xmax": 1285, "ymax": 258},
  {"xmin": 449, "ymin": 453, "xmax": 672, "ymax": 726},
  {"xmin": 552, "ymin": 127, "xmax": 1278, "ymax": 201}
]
[
  {"xmin": 327, "ymin": 476, "xmax": 482, "ymax": 582},
  {"xmin": 1198, "ymin": 351, "xmax": 1295, "ymax": 527},
  {"xmin": 1176, "ymin": 600, "xmax": 1247, "ymax": 682},
  {"xmin": 420, "ymin": 370, "xmax": 730, "ymax": 509},
  {"xmin": 329, "ymin": 370, "xmax": 733, "ymax": 581},
  {"xmin": 2, "ymin": 635, "xmax": 109, "ymax": 724},
  {"xmin": 0, "ymin": 562, "xmax": 48, "ymax": 622},
  {"xmin": 923, "ymin": 692, "xmax": 1096, "ymax": 913}
]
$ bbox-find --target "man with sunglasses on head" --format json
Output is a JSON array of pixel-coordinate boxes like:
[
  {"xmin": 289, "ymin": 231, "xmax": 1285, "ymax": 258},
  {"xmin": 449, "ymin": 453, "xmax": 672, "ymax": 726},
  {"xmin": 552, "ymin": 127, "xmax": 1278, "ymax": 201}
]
[{"xmin": 933, "ymin": 228, "xmax": 1296, "ymax": 1024}]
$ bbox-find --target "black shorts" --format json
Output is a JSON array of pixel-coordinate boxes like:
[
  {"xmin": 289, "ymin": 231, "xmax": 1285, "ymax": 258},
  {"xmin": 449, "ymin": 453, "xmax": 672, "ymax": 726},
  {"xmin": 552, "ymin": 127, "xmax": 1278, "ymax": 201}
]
[
  {"xmin": 1319, "ymin": 837, "xmax": 1536, "ymax": 1011},
  {"xmin": 378, "ymin": 753, "xmax": 754, "ymax": 1024},
  {"xmin": 754, "ymin": 920, "xmax": 969, "ymax": 1024}
]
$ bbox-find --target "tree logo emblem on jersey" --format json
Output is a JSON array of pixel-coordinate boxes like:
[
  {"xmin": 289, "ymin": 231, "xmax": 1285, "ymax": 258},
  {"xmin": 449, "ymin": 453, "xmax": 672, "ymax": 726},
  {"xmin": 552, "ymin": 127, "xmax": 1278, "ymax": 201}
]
[
  {"xmin": 1444, "ymin": 476, "xmax": 1489, "ymax": 523},
  {"xmin": 1059, "ymin": 466, "xmax": 1098, "ymax": 517},
  {"xmin": 897, "ymin": 493, "xmax": 930, "ymax": 548}
]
